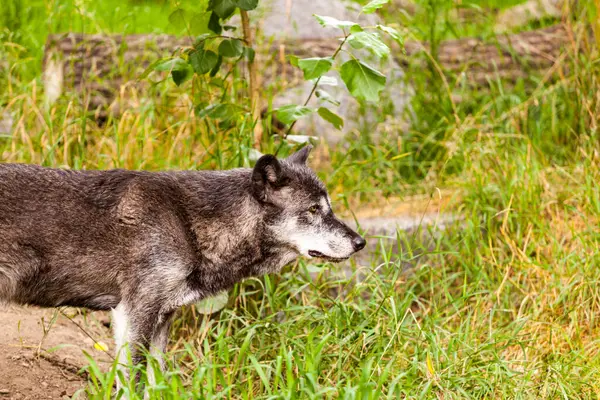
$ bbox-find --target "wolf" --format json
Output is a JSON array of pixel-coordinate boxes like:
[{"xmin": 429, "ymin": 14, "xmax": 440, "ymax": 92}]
[{"xmin": 0, "ymin": 145, "xmax": 365, "ymax": 386}]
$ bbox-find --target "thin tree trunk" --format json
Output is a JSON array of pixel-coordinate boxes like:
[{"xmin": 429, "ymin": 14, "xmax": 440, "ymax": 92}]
[{"xmin": 240, "ymin": 10, "xmax": 263, "ymax": 147}]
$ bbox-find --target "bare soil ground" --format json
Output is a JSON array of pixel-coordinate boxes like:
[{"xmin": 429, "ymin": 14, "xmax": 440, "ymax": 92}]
[{"xmin": 0, "ymin": 305, "xmax": 113, "ymax": 399}]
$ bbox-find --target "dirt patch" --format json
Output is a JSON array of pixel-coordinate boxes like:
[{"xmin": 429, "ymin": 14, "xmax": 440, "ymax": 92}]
[{"xmin": 0, "ymin": 305, "xmax": 113, "ymax": 399}]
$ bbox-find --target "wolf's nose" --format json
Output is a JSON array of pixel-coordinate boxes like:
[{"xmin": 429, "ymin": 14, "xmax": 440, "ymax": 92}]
[{"xmin": 352, "ymin": 236, "xmax": 366, "ymax": 251}]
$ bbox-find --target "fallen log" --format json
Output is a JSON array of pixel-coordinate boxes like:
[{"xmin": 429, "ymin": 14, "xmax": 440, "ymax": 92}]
[
  {"xmin": 43, "ymin": 33, "xmax": 190, "ymax": 114},
  {"xmin": 399, "ymin": 24, "xmax": 589, "ymax": 87},
  {"xmin": 42, "ymin": 23, "xmax": 585, "ymax": 114}
]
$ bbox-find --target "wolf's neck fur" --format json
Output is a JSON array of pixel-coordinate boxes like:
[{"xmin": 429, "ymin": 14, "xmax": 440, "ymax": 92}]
[{"xmin": 173, "ymin": 170, "xmax": 297, "ymax": 295}]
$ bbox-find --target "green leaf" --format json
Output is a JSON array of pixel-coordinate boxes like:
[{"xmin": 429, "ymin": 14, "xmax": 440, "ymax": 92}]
[
  {"xmin": 209, "ymin": 0, "xmax": 236, "ymax": 19},
  {"xmin": 218, "ymin": 39, "xmax": 244, "ymax": 58},
  {"xmin": 275, "ymin": 105, "xmax": 315, "ymax": 125},
  {"xmin": 289, "ymin": 55, "xmax": 299, "ymax": 67},
  {"xmin": 210, "ymin": 55, "xmax": 223, "ymax": 77},
  {"xmin": 139, "ymin": 57, "xmax": 173, "ymax": 79},
  {"xmin": 297, "ymin": 57, "xmax": 333, "ymax": 80},
  {"xmin": 244, "ymin": 46, "xmax": 255, "ymax": 63},
  {"xmin": 286, "ymin": 135, "xmax": 317, "ymax": 144},
  {"xmin": 152, "ymin": 57, "xmax": 192, "ymax": 86},
  {"xmin": 208, "ymin": 12, "xmax": 222, "ymax": 34},
  {"xmin": 168, "ymin": 8, "xmax": 188, "ymax": 29},
  {"xmin": 315, "ymin": 89, "xmax": 340, "ymax": 106},
  {"xmin": 350, "ymin": 25, "xmax": 364, "ymax": 34},
  {"xmin": 376, "ymin": 25, "xmax": 404, "ymax": 47},
  {"xmin": 318, "ymin": 107, "xmax": 344, "ymax": 130},
  {"xmin": 317, "ymin": 76, "xmax": 338, "ymax": 86},
  {"xmin": 233, "ymin": 0, "xmax": 258, "ymax": 10},
  {"xmin": 190, "ymin": 49, "xmax": 219, "ymax": 74},
  {"xmin": 172, "ymin": 66, "xmax": 192, "ymax": 86},
  {"xmin": 197, "ymin": 103, "xmax": 245, "ymax": 120},
  {"xmin": 362, "ymin": 0, "xmax": 390, "ymax": 13},
  {"xmin": 193, "ymin": 33, "xmax": 212, "ymax": 49},
  {"xmin": 196, "ymin": 291, "xmax": 228, "ymax": 315},
  {"xmin": 347, "ymin": 31, "xmax": 389, "ymax": 58},
  {"xmin": 313, "ymin": 15, "xmax": 358, "ymax": 30},
  {"xmin": 154, "ymin": 57, "xmax": 188, "ymax": 72},
  {"xmin": 248, "ymin": 148, "xmax": 263, "ymax": 161},
  {"xmin": 187, "ymin": 12, "xmax": 211, "ymax": 35},
  {"xmin": 340, "ymin": 60, "xmax": 386, "ymax": 102}
]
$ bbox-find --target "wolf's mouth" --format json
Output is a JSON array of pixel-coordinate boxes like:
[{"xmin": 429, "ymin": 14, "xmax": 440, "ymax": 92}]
[{"xmin": 308, "ymin": 250, "xmax": 349, "ymax": 263}]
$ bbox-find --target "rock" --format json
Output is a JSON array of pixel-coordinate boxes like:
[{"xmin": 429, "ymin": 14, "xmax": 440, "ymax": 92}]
[
  {"xmin": 345, "ymin": 212, "xmax": 461, "ymax": 267},
  {"xmin": 495, "ymin": 0, "xmax": 563, "ymax": 32},
  {"xmin": 353, "ymin": 213, "xmax": 460, "ymax": 236},
  {"xmin": 249, "ymin": 0, "xmax": 380, "ymax": 41}
]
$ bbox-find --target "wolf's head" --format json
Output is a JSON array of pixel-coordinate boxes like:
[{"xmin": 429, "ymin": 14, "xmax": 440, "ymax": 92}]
[{"xmin": 252, "ymin": 146, "xmax": 365, "ymax": 262}]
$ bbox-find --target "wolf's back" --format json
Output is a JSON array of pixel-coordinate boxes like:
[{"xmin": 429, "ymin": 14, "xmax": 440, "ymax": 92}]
[{"xmin": 0, "ymin": 164, "xmax": 137, "ymax": 308}]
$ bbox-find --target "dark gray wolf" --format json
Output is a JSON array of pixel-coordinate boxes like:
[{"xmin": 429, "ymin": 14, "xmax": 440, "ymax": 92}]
[{"xmin": 0, "ymin": 146, "xmax": 365, "ymax": 386}]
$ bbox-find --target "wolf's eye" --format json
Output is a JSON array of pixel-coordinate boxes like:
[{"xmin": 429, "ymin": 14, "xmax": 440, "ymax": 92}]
[{"xmin": 308, "ymin": 205, "xmax": 319, "ymax": 214}]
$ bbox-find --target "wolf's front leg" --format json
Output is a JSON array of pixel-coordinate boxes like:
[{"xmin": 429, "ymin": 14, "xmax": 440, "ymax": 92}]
[
  {"xmin": 111, "ymin": 302, "xmax": 131, "ymax": 392},
  {"xmin": 111, "ymin": 303, "xmax": 168, "ymax": 396}
]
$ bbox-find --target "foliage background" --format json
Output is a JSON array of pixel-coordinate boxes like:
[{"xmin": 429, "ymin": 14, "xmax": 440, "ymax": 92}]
[{"xmin": 1, "ymin": 0, "xmax": 600, "ymax": 398}]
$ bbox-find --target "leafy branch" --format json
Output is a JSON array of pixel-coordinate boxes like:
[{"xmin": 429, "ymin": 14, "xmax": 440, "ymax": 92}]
[
  {"xmin": 273, "ymin": 0, "xmax": 404, "ymax": 148},
  {"xmin": 275, "ymin": 35, "xmax": 350, "ymax": 154},
  {"xmin": 240, "ymin": 9, "xmax": 262, "ymax": 146},
  {"xmin": 144, "ymin": 0, "xmax": 404, "ymax": 153}
]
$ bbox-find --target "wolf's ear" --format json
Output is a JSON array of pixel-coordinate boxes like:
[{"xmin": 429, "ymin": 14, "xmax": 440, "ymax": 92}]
[
  {"xmin": 286, "ymin": 145, "xmax": 312, "ymax": 165},
  {"xmin": 252, "ymin": 154, "xmax": 289, "ymax": 202}
]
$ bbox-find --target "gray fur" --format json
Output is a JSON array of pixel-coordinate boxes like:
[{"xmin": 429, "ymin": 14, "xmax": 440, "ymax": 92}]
[{"xmin": 0, "ymin": 146, "xmax": 364, "ymax": 381}]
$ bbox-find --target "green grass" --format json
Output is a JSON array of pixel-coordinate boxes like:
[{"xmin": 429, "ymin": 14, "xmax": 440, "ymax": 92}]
[
  {"xmin": 381, "ymin": 0, "xmax": 558, "ymax": 46},
  {"xmin": 0, "ymin": 0, "xmax": 209, "ymax": 82},
  {"xmin": 2, "ymin": 0, "xmax": 600, "ymax": 398}
]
